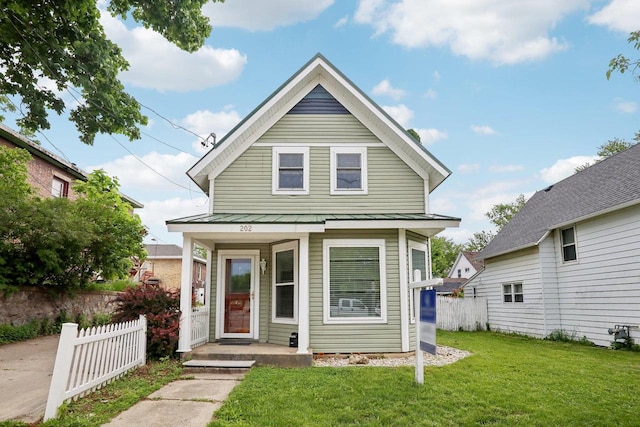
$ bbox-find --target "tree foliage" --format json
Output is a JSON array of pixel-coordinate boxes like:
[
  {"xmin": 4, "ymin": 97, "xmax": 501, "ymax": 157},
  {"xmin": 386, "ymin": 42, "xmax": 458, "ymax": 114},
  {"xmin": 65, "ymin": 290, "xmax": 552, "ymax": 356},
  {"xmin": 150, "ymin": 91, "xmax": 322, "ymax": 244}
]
[
  {"xmin": 486, "ymin": 194, "xmax": 526, "ymax": 231},
  {"xmin": 0, "ymin": 0, "xmax": 217, "ymax": 145},
  {"xmin": 0, "ymin": 147, "xmax": 146, "ymax": 293},
  {"xmin": 575, "ymin": 138, "xmax": 635, "ymax": 172},
  {"xmin": 431, "ymin": 236, "xmax": 463, "ymax": 278},
  {"xmin": 465, "ymin": 231, "xmax": 495, "ymax": 252},
  {"xmin": 607, "ymin": 30, "xmax": 640, "ymax": 82}
]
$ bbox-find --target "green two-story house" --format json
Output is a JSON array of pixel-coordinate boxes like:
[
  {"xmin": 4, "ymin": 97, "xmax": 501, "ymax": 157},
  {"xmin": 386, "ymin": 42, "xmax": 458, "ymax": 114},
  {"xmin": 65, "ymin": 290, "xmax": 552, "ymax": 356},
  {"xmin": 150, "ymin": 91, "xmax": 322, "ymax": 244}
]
[{"xmin": 167, "ymin": 54, "xmax": 460, "ymax": 355}]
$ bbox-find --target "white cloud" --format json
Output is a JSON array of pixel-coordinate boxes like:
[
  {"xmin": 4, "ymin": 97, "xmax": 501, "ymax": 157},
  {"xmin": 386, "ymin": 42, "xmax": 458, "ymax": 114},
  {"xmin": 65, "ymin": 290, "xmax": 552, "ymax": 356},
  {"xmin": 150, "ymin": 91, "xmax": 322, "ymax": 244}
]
[
  {"xmin": 372, "ymin": 79, "xmax": 406, "ymax": 100},
  {"xmin": 424, "ymin": 88, "xmax": 437, "ymax": 99},
  {"xmin": 204, "ymin": 0, "xmax": 334, "ymax": 31},
  {"xmin": 180, "ymin": 108, "xmax": 243, "ymax": 155},
  {"xmin": 88, "ymin": 151, "xmax": 199, "ymax": 192},
  {"xmin": 471, "ymin": 125, "xmax": 498, "ymax": 135},
  {"xmin": 416, "ymin": 128, "xmax": 448, "ymax": 144},
  {"xmin": 539, "ymin": 156, "xmax": 598, "ymax": 183},
  {"xmin": 335, "ymin": 15, "xmax": 349, "ymax": 28},
  {"xmin": 588, "ymin": 0, "xmax": 640, "ymax": 33},
  {"xmin": 100, "ymin": 13, "xmax": 247, "ymax": 92},
  {"xmin": 458, "ymin": 164, "xmax": 480, "ymax": 173},
  {"xmin": 615, "ymin": 99, "xmax": 638, "ymax": 113},
  {"xmin": 490, "ymin": 164, "xmax": 525, "ymax": 173},
  {"xmin": 354, "ymin": 0, "xmax": 589, "ymax": 64},
  {"xmin": 433, "ymin": 70, "xmax": 441, "ymax": 81},
  {"xmin": 139, "ymin": 197, "xmax": 208, "ymax": 245},
  {"xmin": 382, "ymin": 104, "xmax": 414, "ymax": 127}
]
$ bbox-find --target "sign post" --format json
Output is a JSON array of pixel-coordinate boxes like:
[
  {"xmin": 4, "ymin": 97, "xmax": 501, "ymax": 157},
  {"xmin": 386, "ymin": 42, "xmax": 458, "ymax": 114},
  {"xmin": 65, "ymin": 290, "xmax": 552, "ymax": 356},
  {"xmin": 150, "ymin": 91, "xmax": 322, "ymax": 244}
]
[{"xmin": 410, "ymin": 276, "xmax": 442, "ymax": 385}]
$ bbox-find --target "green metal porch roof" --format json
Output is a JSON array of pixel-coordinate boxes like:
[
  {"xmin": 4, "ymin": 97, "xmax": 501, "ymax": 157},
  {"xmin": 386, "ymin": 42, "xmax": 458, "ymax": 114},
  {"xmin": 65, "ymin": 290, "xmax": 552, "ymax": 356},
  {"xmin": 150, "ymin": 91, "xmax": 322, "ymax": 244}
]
[{"xmin": 166, "ymin": 212, "xmax": 461, "ymax": 225}]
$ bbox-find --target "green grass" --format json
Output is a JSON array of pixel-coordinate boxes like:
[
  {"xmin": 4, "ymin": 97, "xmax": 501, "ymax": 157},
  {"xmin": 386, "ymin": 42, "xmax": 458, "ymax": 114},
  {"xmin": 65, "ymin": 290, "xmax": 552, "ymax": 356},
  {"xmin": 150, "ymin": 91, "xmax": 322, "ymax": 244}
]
[{"xmin": 209, "ymin": 331, "xmax": 640, "ymax": 427}]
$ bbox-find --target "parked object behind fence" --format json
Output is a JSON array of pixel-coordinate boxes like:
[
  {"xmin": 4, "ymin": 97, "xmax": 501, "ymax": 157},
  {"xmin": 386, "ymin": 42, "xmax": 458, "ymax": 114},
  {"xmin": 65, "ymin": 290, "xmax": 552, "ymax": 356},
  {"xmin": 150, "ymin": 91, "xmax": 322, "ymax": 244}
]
[{"xmin": 44, "ymin": 315, "xmax": 146, "ymax": 421}]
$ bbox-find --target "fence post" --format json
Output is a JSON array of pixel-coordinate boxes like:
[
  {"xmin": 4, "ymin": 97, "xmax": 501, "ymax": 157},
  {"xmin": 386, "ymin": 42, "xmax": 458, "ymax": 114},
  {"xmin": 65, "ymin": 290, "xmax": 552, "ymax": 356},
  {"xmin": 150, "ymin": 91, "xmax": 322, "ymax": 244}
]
[
  {"xmin": 139, "ymin": 314, "xmax": 147, "ymax": 366},
  {"xmin": 44, "ymin": 323, "xmax": 78, "ymax": 421}
]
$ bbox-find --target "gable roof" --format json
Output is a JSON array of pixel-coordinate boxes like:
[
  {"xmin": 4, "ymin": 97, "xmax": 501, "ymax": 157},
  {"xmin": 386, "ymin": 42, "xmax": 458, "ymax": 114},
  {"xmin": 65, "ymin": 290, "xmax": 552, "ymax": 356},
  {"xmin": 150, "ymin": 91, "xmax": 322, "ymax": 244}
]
[
  {"xmin": 480, "ymin": 142, "xmax": 640, "ymax": 260},
  {"xmin": 0, "ymin": 123, "xmax": 143, "ymax": 209},
  {"xmin": 187, "ymin": 53, "xmax": 451, "ymax": 194}
]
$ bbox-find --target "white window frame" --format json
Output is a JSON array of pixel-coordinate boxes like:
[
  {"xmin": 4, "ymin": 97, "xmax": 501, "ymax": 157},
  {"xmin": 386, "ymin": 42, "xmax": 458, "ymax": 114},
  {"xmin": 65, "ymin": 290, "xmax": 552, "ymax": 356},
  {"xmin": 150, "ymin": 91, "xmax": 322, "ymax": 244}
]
[
  {"xmin": 408, "ymin": 241, "xmax": 428, "ymax": 324},
  {"xmin": 272, "ymin": 146, "xmax": 309, "ymax": 195},
  {"xmin": 502, "ymin": 283, "xmax": 524, "ymax": 303},
  {"xmin": 272, "ymin": 241, "xmax": 298, "ymax": 324},
  {"xmin": 322, "ymin": 239, "xmax": 387, "ymax": 324},
  {"xmin": 560, "ymin": 226, "xmax": 578, "ymax": 263},
  {"xmin": 330, "ymin": 146, "xmax": 368, "ymax": 195},
  {"xmin": 51, "ymin": 176, "xmax": 69, "ymax": 198}
]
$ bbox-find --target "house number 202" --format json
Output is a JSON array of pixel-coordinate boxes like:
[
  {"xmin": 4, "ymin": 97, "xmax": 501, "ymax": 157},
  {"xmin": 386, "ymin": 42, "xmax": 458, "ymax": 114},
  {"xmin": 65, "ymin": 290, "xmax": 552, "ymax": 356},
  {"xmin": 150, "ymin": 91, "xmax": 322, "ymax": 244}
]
[{"xmin": 240, "ymin": 225, "xmax": 252, "ymax": 232}]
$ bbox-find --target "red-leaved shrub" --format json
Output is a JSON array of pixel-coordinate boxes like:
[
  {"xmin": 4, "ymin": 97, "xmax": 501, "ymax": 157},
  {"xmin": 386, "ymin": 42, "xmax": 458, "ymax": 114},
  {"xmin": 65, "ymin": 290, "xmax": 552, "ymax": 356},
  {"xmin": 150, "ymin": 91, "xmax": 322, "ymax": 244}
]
[{"xmin": 112, "ymin": 284, "xmax": 181, "ymax": 359}]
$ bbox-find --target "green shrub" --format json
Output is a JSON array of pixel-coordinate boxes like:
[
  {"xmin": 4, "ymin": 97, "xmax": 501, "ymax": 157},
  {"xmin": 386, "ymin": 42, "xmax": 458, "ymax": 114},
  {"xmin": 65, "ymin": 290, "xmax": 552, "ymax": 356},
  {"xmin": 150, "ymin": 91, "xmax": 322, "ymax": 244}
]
[
  {"xmin": 546, "ymin": 329, "xmax": 594, "ymax": 346},
  {"xmin": 0, "ymin": 320, "xmax": 40, "ymax": 344},
  {"xmin": 111, "ymin": 284, "xmax": 181, "ymax": 359}
]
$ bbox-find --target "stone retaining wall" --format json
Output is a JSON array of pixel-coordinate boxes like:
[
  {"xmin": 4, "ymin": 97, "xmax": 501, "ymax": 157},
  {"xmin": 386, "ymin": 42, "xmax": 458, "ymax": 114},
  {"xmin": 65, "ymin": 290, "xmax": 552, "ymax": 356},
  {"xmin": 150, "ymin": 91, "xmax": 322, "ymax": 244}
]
[{"xmin": 0, "ymin": 287, "xmax": 121, "ymax": 326}]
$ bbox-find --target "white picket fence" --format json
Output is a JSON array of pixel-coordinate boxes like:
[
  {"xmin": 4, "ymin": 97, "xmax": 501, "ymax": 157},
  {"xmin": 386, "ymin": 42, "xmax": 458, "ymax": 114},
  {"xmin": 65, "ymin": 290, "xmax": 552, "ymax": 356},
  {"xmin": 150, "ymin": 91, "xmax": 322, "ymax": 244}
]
[
  {"xmin": 44, "ymin": 315, "xmax": 147, "ymax": 421},
  {"xmin": 191, "ymin": 305, "xmax": 209, "ymax": 348},
  {"xmin": 437, "ymin": 296, "xmax": 488, "ymax": 331}
]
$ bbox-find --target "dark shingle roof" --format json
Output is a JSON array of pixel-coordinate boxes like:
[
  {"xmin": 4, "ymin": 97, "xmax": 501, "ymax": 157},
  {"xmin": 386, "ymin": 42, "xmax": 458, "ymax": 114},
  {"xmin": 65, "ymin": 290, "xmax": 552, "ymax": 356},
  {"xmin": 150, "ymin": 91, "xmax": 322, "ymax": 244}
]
[
  {"xmin": 144, "ymin": 244, "xmax": 183, "ymax": 258},
  {"xmin": 480, "ymin": 142, "xmax": 640, "ymax": 260},
  {"xmin": 462, "ymin": 251, "xmax": 484, "ymax": 271}
]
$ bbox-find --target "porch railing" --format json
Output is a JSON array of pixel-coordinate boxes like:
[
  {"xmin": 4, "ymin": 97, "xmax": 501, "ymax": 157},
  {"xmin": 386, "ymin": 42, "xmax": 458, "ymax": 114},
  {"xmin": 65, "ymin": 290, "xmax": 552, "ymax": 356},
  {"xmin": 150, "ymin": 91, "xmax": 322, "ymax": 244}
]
[{"xmin": 191, "ymin": 305, "xmax": 209, "ymax": 348}]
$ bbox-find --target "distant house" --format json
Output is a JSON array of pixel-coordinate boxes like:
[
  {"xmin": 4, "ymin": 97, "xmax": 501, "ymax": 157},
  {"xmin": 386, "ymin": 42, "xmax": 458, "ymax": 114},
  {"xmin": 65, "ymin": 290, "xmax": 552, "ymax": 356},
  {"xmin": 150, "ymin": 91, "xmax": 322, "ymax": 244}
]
[
  {"xmin": 465, "ymin": 143, "xmax": 640, "ymax": 346},
  {"xmin": 448, "ymin": 251, "xmax": 483, "ymax": 279},
  {"xmin": 167, "ymin": 54, "xmax": 460, "ymax": 355},
  {"xmin": 0, "ymin": 123, "xmax": 142, "ymax": 208},
  {"xmin": 139, "ymin": 244, "xmax": 207, "ymax": 304}
]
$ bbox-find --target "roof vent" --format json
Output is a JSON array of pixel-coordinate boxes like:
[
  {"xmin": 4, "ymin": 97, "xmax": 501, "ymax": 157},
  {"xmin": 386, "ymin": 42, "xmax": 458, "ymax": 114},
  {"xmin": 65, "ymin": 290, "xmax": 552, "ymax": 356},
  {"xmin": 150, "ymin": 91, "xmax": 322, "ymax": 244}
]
[{"xmin": 543, "ymin": 185, "xmax": 554, "ymax": 192}]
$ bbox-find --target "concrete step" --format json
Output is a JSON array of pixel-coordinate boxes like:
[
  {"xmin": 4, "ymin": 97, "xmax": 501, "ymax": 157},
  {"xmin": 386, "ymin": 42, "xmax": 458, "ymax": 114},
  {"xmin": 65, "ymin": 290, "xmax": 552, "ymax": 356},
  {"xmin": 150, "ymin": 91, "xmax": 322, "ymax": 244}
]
[{"xmin": 182, "ymin": 359, "xmax": 255, "ymax": 374}]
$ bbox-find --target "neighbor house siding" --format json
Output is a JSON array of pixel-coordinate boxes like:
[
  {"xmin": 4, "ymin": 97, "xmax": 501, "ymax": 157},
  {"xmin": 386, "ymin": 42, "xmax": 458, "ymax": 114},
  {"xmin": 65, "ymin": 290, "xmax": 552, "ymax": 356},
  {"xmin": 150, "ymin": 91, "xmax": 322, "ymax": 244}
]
[
  {"xmin": 554, "ymin": 204, "xmax": 640, "ymax": 346},
  {"xmin": 308, "ymin": 229, "xmax": 402, "ymax": 353},
  {"xmin": 473, "ymin": 247, "xmax": 546, "ymax": 337},
  {"xmin": 213, "ymin": 115, "xmax": 424, "ymax": 214}
]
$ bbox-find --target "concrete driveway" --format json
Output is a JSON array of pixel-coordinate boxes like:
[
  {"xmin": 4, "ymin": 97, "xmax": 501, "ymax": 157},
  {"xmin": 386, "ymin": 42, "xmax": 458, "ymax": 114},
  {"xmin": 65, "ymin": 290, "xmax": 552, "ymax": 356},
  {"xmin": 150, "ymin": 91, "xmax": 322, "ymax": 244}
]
[{"xmin": 0, "ymin": 335, "xmax": 59, "ymax": 424}]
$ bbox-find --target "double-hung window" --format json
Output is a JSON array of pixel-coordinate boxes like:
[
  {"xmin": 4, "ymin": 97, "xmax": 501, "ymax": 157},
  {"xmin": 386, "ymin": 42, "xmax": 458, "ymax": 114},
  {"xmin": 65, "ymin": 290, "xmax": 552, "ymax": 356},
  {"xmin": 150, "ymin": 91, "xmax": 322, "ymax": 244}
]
[
  {"xmin": 51, "ymin": 176, "xmax": 69, "ymax": 198},
  {"xmin": 560, "ymin": 226, "xmax": 577, "ymax": 262},
  {"xmin": 272, "ymin": 147, "xmax": 309, "ymax": 195},
  {"xmin": 272, "ymin": 241, "xmax": 298, "ymax": 324},
  {"xmin": 323, "ymin": 239, "xmax": 386, "ymax": 324},
  {"xmin": 503, "ymin": 283, "xmax": 523, "ymax": 303},
  {"xmin": 330, "ymin": 146, "xmax": 367, "ymax": 195}
]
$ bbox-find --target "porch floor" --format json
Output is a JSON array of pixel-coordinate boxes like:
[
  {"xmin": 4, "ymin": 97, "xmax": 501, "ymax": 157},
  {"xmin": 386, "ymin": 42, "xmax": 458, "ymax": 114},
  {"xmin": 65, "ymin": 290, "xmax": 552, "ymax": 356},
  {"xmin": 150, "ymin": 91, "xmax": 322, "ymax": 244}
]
[{"xmin": 187, "ymin": 343, "xmax": 313, "ymax": 368}]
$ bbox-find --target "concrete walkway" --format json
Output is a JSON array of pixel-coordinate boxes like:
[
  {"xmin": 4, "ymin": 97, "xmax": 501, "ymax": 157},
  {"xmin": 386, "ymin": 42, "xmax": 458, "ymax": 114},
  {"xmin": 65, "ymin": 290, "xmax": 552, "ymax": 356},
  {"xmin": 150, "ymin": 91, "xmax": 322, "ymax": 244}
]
[
  {"xmin": 0, "ymin": 335, "xmax": 59, "ymax": 424},
  {"xmin": 102, "ymin": 372, "xmax": 245, "ymax": 427}
]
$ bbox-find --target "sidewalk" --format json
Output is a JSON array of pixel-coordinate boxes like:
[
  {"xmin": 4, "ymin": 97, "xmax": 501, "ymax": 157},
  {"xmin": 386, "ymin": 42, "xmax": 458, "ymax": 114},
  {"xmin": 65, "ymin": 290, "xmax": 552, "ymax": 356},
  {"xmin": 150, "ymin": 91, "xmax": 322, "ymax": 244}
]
[
  {"xmin": 0, "ymin": 335, "xmax": 59, "ymax": 424},
  {"xmin": 102, "ymin": 371, "xmax": 245, "ymax": 427}
]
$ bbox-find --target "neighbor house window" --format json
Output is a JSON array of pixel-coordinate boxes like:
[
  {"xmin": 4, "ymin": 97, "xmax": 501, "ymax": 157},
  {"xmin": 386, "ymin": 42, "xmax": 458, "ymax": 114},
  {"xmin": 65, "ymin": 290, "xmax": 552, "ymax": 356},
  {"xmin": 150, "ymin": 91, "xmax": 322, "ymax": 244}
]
[
  {"xmin": 330, "ymin": 146, "xmax": 367, "ymax": 195},
  {"xmin": 503, "ymin": 283, "xmax": 523, "ymax": 303},
  {"xmin": 408, "ymin": 241, "xmax": 428, "ymax": 323},
  {"xmin": 272, "ymin": 241, "xmax": 298, "ymax": 323},
  {"xmin": 272, "ymin": 147, "xmax": 309, "ymax": 195},
  {"xmin": 51, "ymin": 176, "xmax": 69, "ymax": 198},
  {"xmin": 323, "ymin": 239, "xmax": 386, "ymax": 323},
  {"xmin": 560, "ymin": 226, "xmax": 577, "ymax": 262}
]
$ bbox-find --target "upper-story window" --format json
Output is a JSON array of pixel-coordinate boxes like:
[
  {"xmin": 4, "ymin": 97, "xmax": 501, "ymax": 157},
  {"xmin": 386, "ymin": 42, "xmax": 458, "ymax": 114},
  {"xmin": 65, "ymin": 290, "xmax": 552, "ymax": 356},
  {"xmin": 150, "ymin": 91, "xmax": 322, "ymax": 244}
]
[
  {"xmin": 330, "ymin": 146, "xmax": 367, "ymax": 195},
  {"xmin": 272, "ymin": 147, "xmax": 309, "ymax": 195},
  {"xmin": 51, "ymin": 176, "xmax": 69, "ymax": 198},
  {"xmin": 560, "ymin": 226, "xmax": 577, "ymax": 262}
]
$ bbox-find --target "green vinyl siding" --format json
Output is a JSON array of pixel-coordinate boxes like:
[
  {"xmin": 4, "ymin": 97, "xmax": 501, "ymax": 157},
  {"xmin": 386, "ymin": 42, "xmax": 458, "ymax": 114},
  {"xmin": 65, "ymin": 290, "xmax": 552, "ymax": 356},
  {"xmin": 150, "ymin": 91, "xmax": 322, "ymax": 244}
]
[
  {"xmin": 214, "ymin": 116, "xmax": 424, "ymax": 213},
  {"xmin": 259, "ymin": 114, "xmax": 377, "ymax": 143},
  {"xmin": 308, "ymin": 229, "xmax": 402, "ymax": 353}
]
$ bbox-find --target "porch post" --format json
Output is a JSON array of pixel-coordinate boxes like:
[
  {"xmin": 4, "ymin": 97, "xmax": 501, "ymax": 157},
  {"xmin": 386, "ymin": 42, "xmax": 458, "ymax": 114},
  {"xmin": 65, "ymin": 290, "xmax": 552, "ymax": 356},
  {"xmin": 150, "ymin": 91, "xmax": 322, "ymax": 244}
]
[
  {"xmin": 297, "ymin": 234, "xmax": 310, "ymax": 354},
  {"xmin": 177, "ymin": 235, "xmax": 194, "ymax": 353}
]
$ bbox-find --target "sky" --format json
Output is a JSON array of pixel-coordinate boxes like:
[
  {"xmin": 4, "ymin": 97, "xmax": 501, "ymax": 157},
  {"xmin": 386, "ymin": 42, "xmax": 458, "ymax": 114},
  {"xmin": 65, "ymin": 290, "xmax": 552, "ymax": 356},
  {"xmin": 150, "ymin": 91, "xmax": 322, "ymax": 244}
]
[{"xmin": 4, "ymin": 0, "xmax": 640, "ymax": 247}]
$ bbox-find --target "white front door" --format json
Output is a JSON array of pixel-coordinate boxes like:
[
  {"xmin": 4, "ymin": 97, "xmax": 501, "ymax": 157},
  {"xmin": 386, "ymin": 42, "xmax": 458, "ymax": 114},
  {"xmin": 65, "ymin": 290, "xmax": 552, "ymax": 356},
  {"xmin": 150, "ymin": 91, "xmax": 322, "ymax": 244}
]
[{"xmin": 217, "ymin": 250, "xmax": 259, "ymax": 339}]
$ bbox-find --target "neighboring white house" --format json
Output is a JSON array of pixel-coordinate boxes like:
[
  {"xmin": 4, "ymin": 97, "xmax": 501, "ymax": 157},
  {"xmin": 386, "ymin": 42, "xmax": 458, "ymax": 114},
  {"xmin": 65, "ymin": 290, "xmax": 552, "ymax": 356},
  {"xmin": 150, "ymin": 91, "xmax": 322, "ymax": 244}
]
[
  {"xmin": 448, "ymin": 251, "xmax": 483, "ymax": 279},
  {"xmin": 464, "ymin": 143, "xmax": 640, "ymax": 346},
  {"xmin": 167, "ymin": 54, "xmax": 460, "ymax": 355}
]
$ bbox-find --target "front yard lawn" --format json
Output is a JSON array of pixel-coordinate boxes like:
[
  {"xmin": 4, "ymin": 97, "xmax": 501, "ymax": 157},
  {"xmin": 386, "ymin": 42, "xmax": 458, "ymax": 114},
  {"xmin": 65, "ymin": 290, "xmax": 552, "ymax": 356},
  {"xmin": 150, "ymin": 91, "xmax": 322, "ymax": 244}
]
[{"xmin": 210, "ymin": 331, "xmax": 640, "ymax": 426}]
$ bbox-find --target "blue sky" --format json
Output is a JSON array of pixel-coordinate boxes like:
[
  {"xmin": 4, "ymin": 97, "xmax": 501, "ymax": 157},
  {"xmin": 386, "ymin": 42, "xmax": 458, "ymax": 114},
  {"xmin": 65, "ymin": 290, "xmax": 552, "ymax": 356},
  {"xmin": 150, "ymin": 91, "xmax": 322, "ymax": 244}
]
[{"xmin": 4, "ymin": 0, "xmax": 640, "ymax": 246}]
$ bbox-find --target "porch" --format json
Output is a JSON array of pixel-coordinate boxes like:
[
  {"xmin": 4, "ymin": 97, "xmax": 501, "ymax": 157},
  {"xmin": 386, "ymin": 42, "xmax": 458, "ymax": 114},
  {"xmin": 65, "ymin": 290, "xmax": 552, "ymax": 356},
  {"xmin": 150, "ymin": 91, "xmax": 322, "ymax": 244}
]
[{"xmin": 186, "ymin": 342, "xmax": 313, "ymax": 368}]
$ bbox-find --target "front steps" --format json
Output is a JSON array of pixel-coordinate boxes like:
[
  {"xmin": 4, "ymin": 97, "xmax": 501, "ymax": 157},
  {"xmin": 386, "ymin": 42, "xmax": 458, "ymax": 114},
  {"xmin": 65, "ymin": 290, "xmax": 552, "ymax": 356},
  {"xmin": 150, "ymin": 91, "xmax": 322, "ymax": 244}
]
[{"xmin": 182, "ymin": 359, "xmax": 256, "ymax": 374}]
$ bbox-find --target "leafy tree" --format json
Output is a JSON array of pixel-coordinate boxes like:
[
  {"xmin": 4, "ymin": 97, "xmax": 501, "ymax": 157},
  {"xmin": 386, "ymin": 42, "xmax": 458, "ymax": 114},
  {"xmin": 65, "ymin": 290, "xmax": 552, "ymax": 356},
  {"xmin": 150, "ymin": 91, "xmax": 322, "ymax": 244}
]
[
  {"xmin": 486, "ymin": 194, "xmax": 526, "ymax": 231},
  {"xmin": 575, "ymin": 138, "xmax": 634, "ymax": 172},
  {"xmin": 0, "ymin": 0, "xmax": 217, "ymax": 145},
  {"xmin": 465, "ymin": 231, "xmax": 495, "ymax": 252},
  {"xmin": 607, "ymin": 30, "xmax": 640, "ymax": 82},
  {"xmin": 431, "ymin": 236, "xmax": 463, "ymax": 278},
  {"xmin": 407, "ymin": 128, "xmax": 421, "ymax": 142}
]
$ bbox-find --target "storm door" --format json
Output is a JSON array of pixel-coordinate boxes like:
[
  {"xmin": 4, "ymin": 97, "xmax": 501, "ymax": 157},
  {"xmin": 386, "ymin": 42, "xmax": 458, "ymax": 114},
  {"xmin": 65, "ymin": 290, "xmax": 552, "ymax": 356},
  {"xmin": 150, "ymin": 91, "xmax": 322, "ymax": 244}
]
[{"xmin": 218, "ymin": 251, "xmax": 259, "ymax": 338}]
